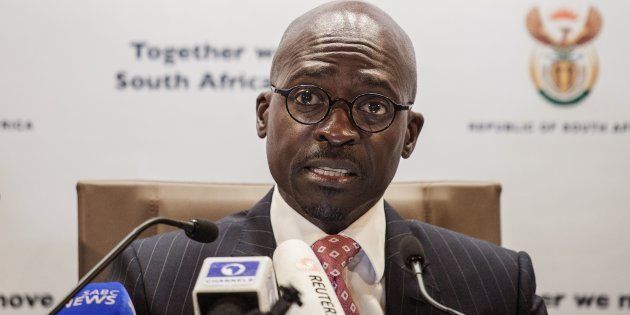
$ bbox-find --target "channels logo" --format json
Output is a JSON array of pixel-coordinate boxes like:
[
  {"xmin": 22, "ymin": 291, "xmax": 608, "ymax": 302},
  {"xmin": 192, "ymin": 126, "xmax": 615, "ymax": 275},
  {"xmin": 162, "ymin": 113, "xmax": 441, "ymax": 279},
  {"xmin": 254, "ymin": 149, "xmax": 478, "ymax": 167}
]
[
  {"xmin": 526, "ymin": 5, "xmax": 602, "ymax": 106},
  {"xmin": 208, "ymin": 262, "xmax": 258, "ymax": 277},
  {"xmin": 205, "ymin": 261, "xmax": 259, "ymax": 286},
  {"xmin": 220, "ymin": 263, "xmax": 247, "ymax": 276}
]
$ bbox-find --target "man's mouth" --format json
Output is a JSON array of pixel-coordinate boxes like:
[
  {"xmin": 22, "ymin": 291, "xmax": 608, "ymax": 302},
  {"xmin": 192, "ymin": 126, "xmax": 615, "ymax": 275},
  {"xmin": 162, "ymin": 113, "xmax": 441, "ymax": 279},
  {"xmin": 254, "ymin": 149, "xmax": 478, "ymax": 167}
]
[
  {"xmin": 302, "ymin": 159, "xmax": 360, "ymax": 187},
  {"xmin": 308, "ymin": 166, "xmax": 353, "ymax": 177}
]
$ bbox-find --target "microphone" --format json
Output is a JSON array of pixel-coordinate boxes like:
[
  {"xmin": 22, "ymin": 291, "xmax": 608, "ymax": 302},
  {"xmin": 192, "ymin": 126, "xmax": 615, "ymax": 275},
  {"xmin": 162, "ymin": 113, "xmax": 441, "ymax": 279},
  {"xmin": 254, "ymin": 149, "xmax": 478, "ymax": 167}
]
[
  {"xmin": 192, "ymin": 256, "xmax": 279, "ymax": 315},
  {"xmin": 273, "ymin": 239, "xmax": 343, "ymax": 315},
  {"xmin": 56, "ymin": 282, "xmax": 135, "ymax": 315},
  {"xmin": 399, "ymin": 235, "xmax": 466, "ymax": 315},
  {"xmin": 50, "ymin": 217, "xmax": 218, "ymax": 315}
]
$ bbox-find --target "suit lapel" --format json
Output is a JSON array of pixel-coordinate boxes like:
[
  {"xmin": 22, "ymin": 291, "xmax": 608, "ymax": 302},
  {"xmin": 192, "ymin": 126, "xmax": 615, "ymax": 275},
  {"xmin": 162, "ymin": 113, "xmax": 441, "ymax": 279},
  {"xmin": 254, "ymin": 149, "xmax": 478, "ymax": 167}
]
[
  {"xmin": 230, "ymin": 189, "xmax": 277, "ymax": 258},
  {"xmin": 384, "ymin": 202, "xmax": 441, "ymax": 314}
]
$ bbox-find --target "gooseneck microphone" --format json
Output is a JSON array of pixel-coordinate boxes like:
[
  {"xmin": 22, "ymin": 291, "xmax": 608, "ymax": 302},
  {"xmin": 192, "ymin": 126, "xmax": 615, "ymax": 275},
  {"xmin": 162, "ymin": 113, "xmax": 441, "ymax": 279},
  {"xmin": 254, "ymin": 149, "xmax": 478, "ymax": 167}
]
[
  {"xmin": 50, "ymin": 217, "xmax": 218, "ymax": 315},
  {"xmin": 399, "ymin": 235, "xmax": 466, "ymax": 315}
]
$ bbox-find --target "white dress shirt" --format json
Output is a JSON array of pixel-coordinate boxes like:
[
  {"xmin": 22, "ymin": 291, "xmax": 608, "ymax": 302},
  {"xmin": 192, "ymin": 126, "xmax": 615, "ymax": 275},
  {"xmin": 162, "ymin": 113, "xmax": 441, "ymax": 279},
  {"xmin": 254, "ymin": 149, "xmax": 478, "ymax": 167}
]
[{"xmin": 270, "ymin": 186, "xmax": 386, "ymax": 314}]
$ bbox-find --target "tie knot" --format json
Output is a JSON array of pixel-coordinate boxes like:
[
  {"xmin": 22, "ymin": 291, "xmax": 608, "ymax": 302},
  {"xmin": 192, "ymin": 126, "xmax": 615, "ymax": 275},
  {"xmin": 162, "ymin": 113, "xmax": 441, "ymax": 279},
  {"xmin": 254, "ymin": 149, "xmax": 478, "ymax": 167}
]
[{"xmin": 312, "ymin": 234, "xmax": 362, "ymax": 274}]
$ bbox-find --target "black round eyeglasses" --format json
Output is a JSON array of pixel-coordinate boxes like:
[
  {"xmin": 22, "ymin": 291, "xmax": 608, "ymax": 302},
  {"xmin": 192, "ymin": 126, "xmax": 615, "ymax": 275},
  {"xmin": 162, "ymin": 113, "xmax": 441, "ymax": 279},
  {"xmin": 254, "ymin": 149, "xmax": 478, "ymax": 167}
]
[{"xmin": 271, "ymin": 84, "xmax": 413, "ymax": 133}]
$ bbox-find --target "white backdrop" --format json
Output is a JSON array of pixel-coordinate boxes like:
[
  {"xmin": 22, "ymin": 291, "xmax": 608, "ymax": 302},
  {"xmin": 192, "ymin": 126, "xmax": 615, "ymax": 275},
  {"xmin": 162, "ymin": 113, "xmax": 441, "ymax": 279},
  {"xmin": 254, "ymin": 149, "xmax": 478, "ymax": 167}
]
[{"xmin": 1, "ymin": 0, "xmax": 629, "ymax": 314}]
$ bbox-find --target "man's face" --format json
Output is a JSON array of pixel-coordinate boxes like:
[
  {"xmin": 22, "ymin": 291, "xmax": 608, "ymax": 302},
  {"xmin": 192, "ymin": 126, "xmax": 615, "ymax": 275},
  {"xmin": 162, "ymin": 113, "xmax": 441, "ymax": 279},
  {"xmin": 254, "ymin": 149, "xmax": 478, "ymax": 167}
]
[{"xmin": 257, "ymin": 11, "xmax": 422, "ymax": 230}]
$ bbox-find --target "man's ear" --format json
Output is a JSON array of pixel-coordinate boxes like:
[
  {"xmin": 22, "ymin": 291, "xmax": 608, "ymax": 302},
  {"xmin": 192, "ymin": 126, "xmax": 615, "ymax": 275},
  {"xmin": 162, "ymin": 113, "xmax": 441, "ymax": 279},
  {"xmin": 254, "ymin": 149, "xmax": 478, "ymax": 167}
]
[
  {"xmin": 401, "ymin": 111, "xmax": 424, "ymax": 159},
  {"xmin": 256, "ymin": 91, "xmax": 271, "ymax": 138}
]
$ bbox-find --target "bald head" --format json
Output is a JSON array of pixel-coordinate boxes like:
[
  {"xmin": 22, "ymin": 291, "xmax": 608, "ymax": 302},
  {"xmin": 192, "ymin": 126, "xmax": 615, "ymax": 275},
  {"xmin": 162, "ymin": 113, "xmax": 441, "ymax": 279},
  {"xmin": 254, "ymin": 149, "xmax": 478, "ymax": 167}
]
[{"xmin": 270, "ymin": 0, "xmax": 417, "ymax": 102}]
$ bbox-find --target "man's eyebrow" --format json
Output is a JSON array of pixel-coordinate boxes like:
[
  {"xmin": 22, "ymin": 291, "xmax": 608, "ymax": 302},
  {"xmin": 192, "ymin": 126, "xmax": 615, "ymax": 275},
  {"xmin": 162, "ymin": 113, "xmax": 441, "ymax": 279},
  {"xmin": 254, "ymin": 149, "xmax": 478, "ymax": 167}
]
[
  {"xmin": 284, "ymin": 65, "xmax": 337, "ymax": 85},
  {"xmin": 352, "ymin": 73, "xmax": 401, "ymax": 103}
]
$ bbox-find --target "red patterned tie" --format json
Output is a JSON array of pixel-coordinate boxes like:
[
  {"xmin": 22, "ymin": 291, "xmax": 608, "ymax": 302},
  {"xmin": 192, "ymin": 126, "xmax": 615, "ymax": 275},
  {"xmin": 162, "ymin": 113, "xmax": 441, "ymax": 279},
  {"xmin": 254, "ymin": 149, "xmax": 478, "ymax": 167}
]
[{"xmin": 311, "ymin": 234, "xmax": 362, "ymax": 314}]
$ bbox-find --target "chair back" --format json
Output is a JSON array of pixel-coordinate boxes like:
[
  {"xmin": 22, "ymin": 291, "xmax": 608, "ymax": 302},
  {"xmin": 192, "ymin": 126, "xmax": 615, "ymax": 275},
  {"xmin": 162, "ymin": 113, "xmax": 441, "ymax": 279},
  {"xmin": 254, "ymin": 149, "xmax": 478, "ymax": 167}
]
[{"xmin": 77, "ymin": 180, "xmax": 501, "ymax": 277}]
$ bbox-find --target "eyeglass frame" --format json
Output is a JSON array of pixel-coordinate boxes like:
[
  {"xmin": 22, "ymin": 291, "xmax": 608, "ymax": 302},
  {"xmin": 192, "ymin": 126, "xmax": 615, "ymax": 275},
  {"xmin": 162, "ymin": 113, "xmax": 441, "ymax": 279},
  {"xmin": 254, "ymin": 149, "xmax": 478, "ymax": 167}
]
[{"xmin": 270, "ymin": 84, "xmax": 414, "ymax": 133}]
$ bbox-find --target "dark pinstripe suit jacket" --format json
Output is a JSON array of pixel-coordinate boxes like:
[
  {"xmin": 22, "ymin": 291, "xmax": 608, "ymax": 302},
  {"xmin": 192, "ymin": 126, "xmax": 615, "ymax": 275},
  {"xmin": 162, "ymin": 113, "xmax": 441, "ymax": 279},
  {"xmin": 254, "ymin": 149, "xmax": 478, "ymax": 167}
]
[{"xmin": 109, "ymin": 190, "xmax": 547, "ymax": 315}]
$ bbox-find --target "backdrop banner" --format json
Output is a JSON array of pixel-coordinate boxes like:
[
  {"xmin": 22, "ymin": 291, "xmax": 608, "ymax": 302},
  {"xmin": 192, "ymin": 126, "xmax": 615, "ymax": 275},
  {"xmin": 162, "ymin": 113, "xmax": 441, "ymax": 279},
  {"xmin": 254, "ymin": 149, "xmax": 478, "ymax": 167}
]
[{"xmin": 1, "ymin": 0, "xmax": 628, "ymax": 314}]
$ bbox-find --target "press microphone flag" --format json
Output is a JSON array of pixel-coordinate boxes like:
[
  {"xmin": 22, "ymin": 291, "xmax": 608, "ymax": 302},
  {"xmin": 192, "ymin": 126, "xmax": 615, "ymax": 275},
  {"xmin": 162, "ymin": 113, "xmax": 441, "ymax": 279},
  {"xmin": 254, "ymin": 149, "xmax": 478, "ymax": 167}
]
[
  {"xmin": 192, "ymin": 256, "xmax": 279, "ymax": 315},
  {"xmin": 273, "ymin": 239, "xmax": 344, "ymax": 315},
  {"xmin": 57, "ymin": 282, "xmax": 135, "ymax": 315}
]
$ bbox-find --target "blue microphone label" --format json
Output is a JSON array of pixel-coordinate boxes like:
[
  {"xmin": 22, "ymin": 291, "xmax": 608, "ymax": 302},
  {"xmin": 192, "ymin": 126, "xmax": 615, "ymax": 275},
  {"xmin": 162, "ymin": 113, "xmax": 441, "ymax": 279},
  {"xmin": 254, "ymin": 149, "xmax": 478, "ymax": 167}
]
[{"xmin": 205, "ymin": 261, "xmax": 259, "ymax": 286}]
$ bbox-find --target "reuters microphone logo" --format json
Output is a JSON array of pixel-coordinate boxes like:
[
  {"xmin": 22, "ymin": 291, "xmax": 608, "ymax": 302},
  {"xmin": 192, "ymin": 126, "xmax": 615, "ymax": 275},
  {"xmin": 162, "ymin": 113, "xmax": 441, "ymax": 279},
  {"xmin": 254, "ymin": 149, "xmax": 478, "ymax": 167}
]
[
  {"xmin": 526, "ymin": 5, "xmax": 602, "ymax": 106},
  {"xmin": 296, "ymin": 258, "xmax": 319, "ymax": 272}
]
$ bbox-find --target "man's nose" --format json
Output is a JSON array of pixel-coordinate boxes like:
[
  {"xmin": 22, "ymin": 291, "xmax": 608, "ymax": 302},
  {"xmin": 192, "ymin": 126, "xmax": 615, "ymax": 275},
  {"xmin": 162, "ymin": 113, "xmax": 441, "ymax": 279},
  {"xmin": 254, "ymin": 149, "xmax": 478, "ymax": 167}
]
[{"xmin": 313, "ymin": 103, "xmax": 360, "ymax": 146}]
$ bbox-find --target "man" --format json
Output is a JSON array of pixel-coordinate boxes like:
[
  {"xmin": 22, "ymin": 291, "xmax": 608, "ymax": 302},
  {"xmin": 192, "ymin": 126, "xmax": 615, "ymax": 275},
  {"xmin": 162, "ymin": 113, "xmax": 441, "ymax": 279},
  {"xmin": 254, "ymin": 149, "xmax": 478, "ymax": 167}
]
[{"xmin": 110, "ymin": 1, "xmax": 547, "ymax": 314}]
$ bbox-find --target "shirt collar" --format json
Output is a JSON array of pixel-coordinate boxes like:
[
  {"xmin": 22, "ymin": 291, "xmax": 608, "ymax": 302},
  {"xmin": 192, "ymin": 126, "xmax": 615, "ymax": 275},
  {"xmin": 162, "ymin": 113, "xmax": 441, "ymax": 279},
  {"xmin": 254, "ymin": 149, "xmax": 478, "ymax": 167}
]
[{"xmin": 270, "ymin": 186, "xmax": 386, "ymax": 284}]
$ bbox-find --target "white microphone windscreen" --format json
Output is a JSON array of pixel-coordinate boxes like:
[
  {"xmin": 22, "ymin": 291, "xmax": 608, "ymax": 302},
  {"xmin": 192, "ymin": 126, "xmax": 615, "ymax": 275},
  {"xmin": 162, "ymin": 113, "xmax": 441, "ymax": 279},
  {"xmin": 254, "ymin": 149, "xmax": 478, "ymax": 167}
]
[{"xmin": 273, "ymin": 239, "xmax": 344, "ymax": 315}]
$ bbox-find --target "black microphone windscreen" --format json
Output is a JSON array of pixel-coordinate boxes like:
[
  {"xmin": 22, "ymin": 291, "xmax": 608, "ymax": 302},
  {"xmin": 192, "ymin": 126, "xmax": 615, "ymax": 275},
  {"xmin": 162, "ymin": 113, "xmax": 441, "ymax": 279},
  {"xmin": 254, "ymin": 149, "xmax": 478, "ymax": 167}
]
[
  {"xmin": 187, "ymin": 219, "xmax": 219, "ymax": 243},
  {"xmin": 205, "ymin": 296, "xmax": 250, "ymax": 315},
  {"xmin": 399, "ymin": 235, "xmax": 426, "ymax": 267}
]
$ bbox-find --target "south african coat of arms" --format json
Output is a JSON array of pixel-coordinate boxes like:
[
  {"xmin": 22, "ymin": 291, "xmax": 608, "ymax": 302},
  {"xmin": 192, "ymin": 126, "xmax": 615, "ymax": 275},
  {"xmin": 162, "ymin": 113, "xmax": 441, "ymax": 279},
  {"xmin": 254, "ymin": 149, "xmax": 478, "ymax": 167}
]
[{"xmin": 526, "ymin": 6, "xmax": 602, "ymax": 106}]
